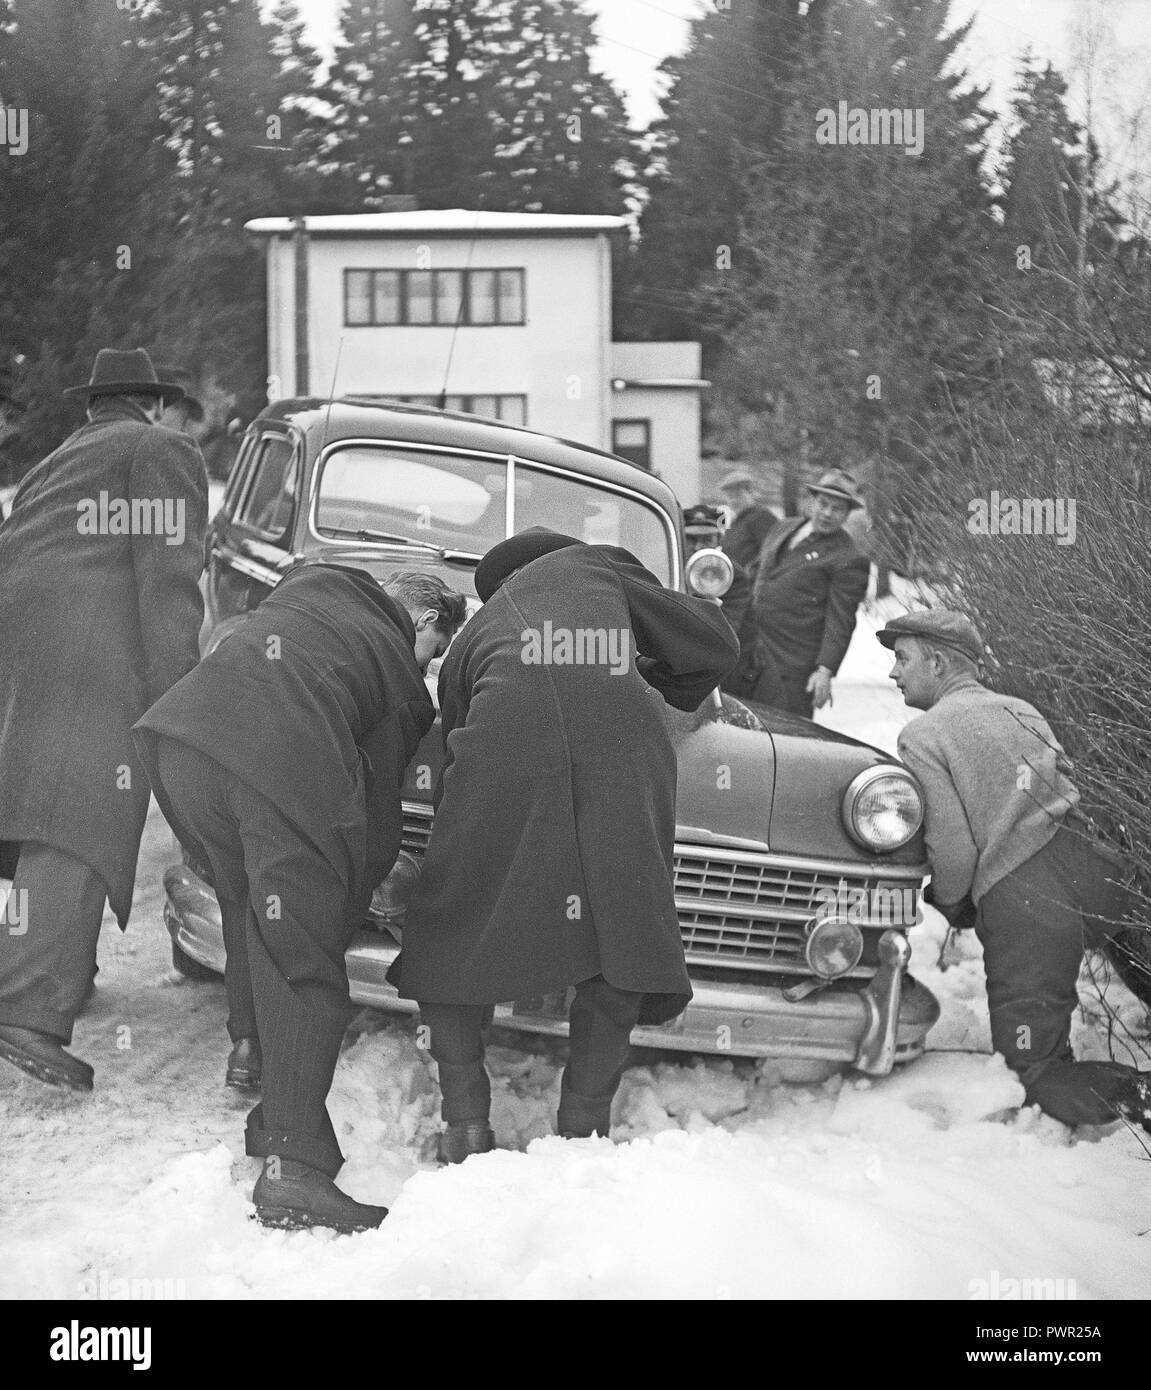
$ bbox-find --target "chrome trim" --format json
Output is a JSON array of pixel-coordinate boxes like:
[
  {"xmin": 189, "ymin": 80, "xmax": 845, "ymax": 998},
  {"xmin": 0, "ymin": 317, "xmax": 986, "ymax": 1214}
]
[
  {"xmin": 672, "ymin": 841, "xmax": 927, "ymax": 882},
  {"xmin": 672, "ymin": 826, "xmax": 769, "ymax": 853},
  {"xmin": 685, "ymin": 546, "xmax": 733, "ymax": 598},
  {"xmin": 218, "ymin": 548, "xmax": 284, "ymax": 588},
  {"xmin": 841, "ymin": 765, "xmax": 924, "ymax": 853}
]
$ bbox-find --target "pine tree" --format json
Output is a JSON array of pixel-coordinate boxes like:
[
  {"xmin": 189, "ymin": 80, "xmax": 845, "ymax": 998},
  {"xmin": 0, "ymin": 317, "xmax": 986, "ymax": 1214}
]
[
  {"xmin": 320, "ymin": 0, "xmax": 634, "ymax": 213},
  {"xmin": 623, "ymin": 0, "xmax": 824, "ymax": 344},
  {"xmin": 702, "ymin": 0, "xmax": 1000, "ymax": 544}
]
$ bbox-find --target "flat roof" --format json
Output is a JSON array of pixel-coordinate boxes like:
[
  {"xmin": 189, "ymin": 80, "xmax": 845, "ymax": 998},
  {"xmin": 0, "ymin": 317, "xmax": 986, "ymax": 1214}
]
[{"xmin": 245, "ymin": 210, "xmax": 628, "ymax": 238}]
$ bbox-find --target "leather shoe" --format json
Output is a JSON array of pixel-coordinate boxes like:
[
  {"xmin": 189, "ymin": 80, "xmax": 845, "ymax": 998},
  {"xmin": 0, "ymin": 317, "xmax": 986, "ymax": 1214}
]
[
  {"xmin": 437, "ymin": 1121, "xmax": 495, "ymax": 1164},
  {"xmin": 225, "ymin": 1037, "xmax": 262, "ymax": 1091},
  {"xmin": 0, "ymin": 1024, "xmax": 94, "ymax": 1091},
  {"xmin": 253, "ymin": 1159, "xmax": 387, "ymax": 1235}
]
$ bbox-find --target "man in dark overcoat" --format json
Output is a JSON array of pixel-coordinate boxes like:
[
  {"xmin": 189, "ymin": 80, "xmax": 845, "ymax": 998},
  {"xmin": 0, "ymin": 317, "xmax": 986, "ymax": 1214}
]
[
  {"xmin": 723, "ymin": 468, "xmax": 870, "ymax": 718},
  {"xmin": 395, "ymin": 529, "xmax": 740, "ymax": 1162},
  {"xmin": 133, "ymin": 565, "xmax": 467, "ymax": 1234},
  {"xmin": 0, "ymin": 349, "xmax": 208, "ymax": 1091}
]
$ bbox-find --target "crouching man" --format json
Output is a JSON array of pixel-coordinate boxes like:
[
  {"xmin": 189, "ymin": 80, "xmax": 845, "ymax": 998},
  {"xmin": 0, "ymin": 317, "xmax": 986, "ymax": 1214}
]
[
  {"xmin": 880, "ymin": 609, "xmax": 1150, "ymax": 1132},
  {"xmin": 134, "ymin": 565, "xmax": 467, "ymax": 1233},
  {"xmin": 393, "ymin": 528, "xmax": 740, "ymax": 1162}
]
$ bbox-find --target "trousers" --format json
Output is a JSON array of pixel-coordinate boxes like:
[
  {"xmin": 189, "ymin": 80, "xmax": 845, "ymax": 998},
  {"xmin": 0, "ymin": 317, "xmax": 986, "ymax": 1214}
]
[
  {"xmin": 420, "ymin": 975, "xmax": 645, "ymax": 1136},
  {"xmin": 155, "ymin": 738, "xmax": 358, "ymax": 1176},
  {"xmin": 0, "ymin": 842, "xmax": 107, "ymax": 1043},
  {"xmin": 976, "ymin": 823, "xmax": 1147, "ymax": 1127}
]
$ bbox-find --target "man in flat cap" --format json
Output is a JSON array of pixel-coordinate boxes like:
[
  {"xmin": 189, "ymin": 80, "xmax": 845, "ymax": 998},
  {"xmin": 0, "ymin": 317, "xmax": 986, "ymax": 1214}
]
[
  {"xmin": 394, "ymin": 528, "xmax": 740, "ymax": 1162},
  {"xmin": 880, "ymin": 609, "xmax": 1150, "ymax": 1132},
  {"xmin": 717, "ymin": 469, "xmax": 777, "ymax": 569},
  {"xmin": 0, "ymin": 348, "xmax": 208, "ymax": 1091},
  {"xmin": 725, "ymin": 469, "xmax": 869, "ymax": 717}
]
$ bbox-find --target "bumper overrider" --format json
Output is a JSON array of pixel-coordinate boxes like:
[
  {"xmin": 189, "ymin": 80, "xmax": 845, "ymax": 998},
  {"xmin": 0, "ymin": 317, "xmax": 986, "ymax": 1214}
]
[{"xmin": 163, "ymin": 858, "xmax": 939, "ymax": 1077}]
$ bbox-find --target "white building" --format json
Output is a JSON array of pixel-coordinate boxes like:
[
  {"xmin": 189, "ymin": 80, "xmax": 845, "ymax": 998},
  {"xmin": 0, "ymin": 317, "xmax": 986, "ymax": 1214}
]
[{"xmin": 245, "ymin": 209, "xmax": 708, "ymax": 504}]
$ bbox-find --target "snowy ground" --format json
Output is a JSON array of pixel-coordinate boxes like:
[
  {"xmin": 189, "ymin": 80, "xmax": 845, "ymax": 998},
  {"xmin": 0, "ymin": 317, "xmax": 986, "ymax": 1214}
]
[{"xmin": 2, "ymin": 580, "xmax": 1149, "ymax": 1301}]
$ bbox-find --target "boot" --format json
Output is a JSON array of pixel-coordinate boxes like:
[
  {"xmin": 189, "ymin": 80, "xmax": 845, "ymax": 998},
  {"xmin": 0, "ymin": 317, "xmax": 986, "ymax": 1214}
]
[
  {"xmin": 0, "ymin": 1024, "xmax": 93, "ymax": 1092},
  {"xmin": 252, "ymin": 1159, "xmax": 387, "ymax": 1235},
  {"xmin": 225, "ymin": 1037, "xmax": 262, "ymax": 1091},
  {"xmin": 437, "ymin": 1122, "xmax": 495, "ymax": 1164}
]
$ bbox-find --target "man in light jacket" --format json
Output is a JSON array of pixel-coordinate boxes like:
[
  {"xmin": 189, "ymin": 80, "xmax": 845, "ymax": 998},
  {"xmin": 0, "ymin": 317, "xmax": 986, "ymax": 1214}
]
[{"xmin": 881, "ymin": 608, "xmax": 1150, "ymax": 1132}]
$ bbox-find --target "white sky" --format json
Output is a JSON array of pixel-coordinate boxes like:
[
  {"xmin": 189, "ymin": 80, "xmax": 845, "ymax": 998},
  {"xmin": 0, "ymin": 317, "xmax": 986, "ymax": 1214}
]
[{"xmin": 289, "ymin": 0, "xmax": 1151, "ymax": 197}]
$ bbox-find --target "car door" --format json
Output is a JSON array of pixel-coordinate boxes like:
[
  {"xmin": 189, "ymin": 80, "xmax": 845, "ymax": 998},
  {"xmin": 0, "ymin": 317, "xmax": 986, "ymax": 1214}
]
[{"xmin": 205, "ymin": 426, "xmax": 302, "ymax": 633}]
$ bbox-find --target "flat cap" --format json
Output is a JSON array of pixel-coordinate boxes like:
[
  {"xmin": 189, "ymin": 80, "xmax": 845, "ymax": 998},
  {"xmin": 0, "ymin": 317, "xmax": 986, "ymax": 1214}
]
[
  {"xmin": 718, "ymin": 469, "xmax": 757, "ymax": 492},
  {"xmin": 876, "ymin": 608, "xmax": 985, "ymax": 664}
]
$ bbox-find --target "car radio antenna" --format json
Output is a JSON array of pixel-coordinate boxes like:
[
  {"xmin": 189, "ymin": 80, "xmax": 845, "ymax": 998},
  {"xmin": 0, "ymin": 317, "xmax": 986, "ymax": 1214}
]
[
  {"xmin": 437, "ymin": 206, "xmax": 483, "ymax": 411},
  {"xmin": 320, "ymin": 335, "xmax": 344, "ymax": 458}
]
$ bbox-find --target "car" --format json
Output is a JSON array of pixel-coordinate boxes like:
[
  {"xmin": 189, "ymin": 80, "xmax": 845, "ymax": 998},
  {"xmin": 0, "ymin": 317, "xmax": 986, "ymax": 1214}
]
[{"xmin": 162, "ymin": 396, "xmax": 938, "ymax": 1082}]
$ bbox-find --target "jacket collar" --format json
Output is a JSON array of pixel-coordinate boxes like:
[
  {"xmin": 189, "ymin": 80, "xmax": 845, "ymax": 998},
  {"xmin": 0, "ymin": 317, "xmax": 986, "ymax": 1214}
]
[{"xmin": 86, "ymin": 397, "xmax": 155, "ymax": 426}]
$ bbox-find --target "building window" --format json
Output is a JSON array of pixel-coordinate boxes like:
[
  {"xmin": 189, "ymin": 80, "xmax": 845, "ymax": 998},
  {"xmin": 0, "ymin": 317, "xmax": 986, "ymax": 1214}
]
[
  {"xmin": 343, "ymin": 268, "xmax": 526, "ymax": 326},
  {"xmin": 612, "ymin": 419, "xmax": 652, "ymax": 469}
]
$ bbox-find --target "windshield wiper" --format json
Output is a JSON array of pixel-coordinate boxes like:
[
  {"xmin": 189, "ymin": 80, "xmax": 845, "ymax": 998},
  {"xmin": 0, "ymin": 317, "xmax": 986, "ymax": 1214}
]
[{"xmin": 326, "ymin": 526, "xmax": 482, "ymax": 565}]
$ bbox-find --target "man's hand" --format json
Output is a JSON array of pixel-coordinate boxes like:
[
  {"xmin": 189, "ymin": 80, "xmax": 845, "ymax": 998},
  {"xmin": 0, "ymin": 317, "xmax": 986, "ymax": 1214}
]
[
  {"xmin": 807, "ymin": 666, "xmax": 833, "ymax": 710},
  {"xmin": 924, "ymin": 881, "xmax": 977, "ymax": 931}
]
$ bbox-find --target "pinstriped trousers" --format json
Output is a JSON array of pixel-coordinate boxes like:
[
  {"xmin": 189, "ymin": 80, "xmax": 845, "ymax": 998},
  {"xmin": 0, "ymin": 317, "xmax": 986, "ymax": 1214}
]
[{"xmin": 154, "ymin": 739, "xmax": 356, "ymax": 1176}]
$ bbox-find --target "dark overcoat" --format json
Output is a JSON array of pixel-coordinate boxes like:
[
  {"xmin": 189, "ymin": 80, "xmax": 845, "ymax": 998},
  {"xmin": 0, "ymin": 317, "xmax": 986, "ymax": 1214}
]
[
  {"xmin": 743, "ymin": 516, "xmax": 869, "ymax": 678},
  {"xmin": 0, "ymin": 400, "xmax": 208, "ymax": 922},
  {"xmin": 721, "ymin": 504, "xmax": 778, "ymax": 569},
  {"xmin": 394, "ymin": 544, "xmax": 740, "ymax": 1018},
  {"xmin": 133, "ymin": 564, "xmax": 435, "ymax": 925}
]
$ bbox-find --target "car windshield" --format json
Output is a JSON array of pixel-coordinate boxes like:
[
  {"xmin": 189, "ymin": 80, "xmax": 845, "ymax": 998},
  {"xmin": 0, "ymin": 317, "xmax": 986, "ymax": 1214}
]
[{"xmin": 314, "ymin": 444, "xmax": 675, "ymax": 584}]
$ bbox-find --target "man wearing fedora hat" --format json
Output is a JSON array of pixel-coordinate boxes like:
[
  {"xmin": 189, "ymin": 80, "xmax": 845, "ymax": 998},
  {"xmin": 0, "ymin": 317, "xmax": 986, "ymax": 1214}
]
[
  {"xmin": 392, "ymin": 527, "xmax": 739, "ymax": 1161},
  {"xmin": 0, "ymin": 348, "xmax": 208, "ymax": 1091},
  {"xmin": 724, "ymin": 468, "xmax": 869, "ymax": 718},
  {"xmin": 880, "ymin": 609, "xmax": 1151, "ymax": 1133}
]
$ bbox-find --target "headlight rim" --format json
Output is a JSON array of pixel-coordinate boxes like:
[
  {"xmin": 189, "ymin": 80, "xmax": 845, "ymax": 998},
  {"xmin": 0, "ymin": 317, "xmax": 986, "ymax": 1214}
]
[
  {"xmin": 684, "ymin": 546, "xmax": 734, "ymax": 599},
  {"xmin": 841, "ymin": 764, "xmax": 924, "ymax": 853}
]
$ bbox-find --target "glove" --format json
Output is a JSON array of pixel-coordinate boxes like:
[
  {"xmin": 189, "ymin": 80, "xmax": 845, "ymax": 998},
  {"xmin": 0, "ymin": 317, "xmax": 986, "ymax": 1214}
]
[{"xmin": 924, "ymin": 880, "xmax": 977, "ymax": 931}]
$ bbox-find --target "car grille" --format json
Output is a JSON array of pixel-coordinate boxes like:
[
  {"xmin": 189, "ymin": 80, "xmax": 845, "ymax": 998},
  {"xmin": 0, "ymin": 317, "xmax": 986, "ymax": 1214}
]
[{"xmin": 400, "ymin": 806, "xmax": 913, "ymax": 977}]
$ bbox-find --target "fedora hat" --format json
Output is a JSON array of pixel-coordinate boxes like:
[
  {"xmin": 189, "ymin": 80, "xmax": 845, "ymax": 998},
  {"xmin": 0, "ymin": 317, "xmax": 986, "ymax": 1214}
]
[
  {"xmin": 806, "ymin": 468, "xmax": 863, "ymax": 510},
  {"xmin": 64, "ymin": 348, "xmax": 185, "ymax": 404},
  {"xmin": 474, "ymin": 527, "xmax": 583, "ymax": 603}
]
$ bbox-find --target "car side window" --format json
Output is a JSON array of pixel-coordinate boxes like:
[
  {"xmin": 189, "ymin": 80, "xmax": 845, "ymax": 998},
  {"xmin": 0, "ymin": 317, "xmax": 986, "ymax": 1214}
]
[{"xmin": 235, "ymin": 434, "xmax": 298, "ymax": 542}]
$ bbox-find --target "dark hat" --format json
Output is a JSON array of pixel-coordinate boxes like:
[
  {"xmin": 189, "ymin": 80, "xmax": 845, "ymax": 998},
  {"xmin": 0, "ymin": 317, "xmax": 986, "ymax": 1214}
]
[
  {"xmin": 474, "ymin": 527, "xmax": 583, "ymax": 603},
  {"xmin": 806, "ymin": 468, "xmax": 863, "ymax": 510},
  {"xmin": 64, "ymin": 348, "xmax": 185, "ymax": 404},
  {"xmin": 683, "ymin": 504, "xmax": 725, "ymax": 535},
  {"xmin": 877, "ymin": 609, "xmax": 985, "ymax": 664}
]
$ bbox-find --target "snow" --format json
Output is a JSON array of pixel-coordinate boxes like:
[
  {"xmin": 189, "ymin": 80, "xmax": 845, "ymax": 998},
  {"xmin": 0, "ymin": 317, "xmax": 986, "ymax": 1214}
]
[{"xmin": 2, "ymin": 583, "xmax": 1149, "ymax": 1300}]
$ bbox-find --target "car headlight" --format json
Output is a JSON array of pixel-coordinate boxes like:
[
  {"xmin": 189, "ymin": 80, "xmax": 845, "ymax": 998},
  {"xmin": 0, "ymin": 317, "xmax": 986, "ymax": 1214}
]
[
  {"xmin": 685, "ymin": 547, "xmax": 733, "ymax": 599},
  {"xmin": 842, "ymin": 766, "xmax": 923, "ymax": 852}
]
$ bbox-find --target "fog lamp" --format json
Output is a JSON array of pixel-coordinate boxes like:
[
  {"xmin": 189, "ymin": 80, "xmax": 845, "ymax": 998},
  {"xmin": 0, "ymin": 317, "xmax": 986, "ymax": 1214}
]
[{"xmin": 804, "ymin": 913, "xmax": 864, "ymax": 979}]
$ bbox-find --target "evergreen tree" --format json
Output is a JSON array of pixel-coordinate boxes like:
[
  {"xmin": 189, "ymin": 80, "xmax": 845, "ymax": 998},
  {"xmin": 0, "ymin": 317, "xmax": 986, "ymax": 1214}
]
[
  {"xmin": 623, "ymin": 0, "xmax": 824, "ymax": 344},
  {"xmin": 702, "ymin": 0, "xmax": 1000, "ymax": 544},
  {"xmin": 320, "ymin": 0, "xmax": 634, "ymax": 213}
]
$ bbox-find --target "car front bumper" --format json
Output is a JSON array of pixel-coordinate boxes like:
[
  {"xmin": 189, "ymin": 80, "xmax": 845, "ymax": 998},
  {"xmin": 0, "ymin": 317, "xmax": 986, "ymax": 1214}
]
[{"xmin": 164, "ymin": 863, "xmax": 939, "ymax": 1076}]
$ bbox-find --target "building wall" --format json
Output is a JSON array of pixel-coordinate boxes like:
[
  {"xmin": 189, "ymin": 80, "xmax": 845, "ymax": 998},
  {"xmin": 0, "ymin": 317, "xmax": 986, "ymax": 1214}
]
[
  {"xmin": 610, "ymin": 342, "xmax": 705, "ymax": 506},
  {"xmin": 265, "ymin": 233, "xmax": 612, "ymax": 450}
]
